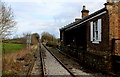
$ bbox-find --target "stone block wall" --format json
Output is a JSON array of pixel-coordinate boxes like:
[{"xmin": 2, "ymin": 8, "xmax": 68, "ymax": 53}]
[
  {"xmin": 83, "ymin": 52, "xmax": 112, "ymax": 72},
  {"xmin": 61, "ymin": 46, "xmax": 112, "ymax": 72}
]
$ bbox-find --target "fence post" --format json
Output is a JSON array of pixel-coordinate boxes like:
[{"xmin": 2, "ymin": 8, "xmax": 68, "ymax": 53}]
[{"xmin": 26, "ymin": 34, "xmax": 32, "ymax": 49}]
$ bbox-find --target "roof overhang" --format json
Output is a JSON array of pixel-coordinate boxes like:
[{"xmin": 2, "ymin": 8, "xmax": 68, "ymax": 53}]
[
  {"xmin": 65, "ymin": 11, "xmax": 107, "ymax": 31},
  {"xmin": 60, "ymin": 8, "xmax": 107, "ymax": 32}
]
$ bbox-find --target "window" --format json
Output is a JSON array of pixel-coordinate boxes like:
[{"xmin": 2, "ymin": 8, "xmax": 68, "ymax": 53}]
[{"xmin": 90, "ymin": 19, "xmax": 102, "ymax": 44}]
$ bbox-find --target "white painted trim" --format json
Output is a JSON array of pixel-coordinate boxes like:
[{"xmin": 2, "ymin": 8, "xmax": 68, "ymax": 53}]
[
  {"xmin": 65, "ymin": 11, "xmax": 106, "ymax": 31},
  {"xmin": 92, "ymin": 41, "xmax": 99, "ymax": 44},
  {"xmin": 98, "ymin": 19, "xmax": 102, "ymax": 41},
  {"xmin": 91, "ymin": 18, "xmax": 102, "ymax": 44},
  {"xmin": 90, "ymin": 22, "xmax": 93, "ymax": 41}
]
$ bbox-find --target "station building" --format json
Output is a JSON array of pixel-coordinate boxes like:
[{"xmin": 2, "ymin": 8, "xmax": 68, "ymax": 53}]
[{"xmin": 60, "ymin": 0, "xmax": 120, "ymax": 73}]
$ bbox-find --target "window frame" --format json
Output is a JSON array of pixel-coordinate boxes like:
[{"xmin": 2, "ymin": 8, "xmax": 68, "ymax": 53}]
[{"xmin": 90, "ymin": 19, "xmax": 102, "ymax": 44}]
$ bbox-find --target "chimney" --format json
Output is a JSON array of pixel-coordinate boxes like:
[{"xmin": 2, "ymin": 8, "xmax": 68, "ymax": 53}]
[
  {"xmin": 106, "ymin": 0, "xmax": 120, "ymax": 3},
  {"xmin": 81, "ymin": 6, "xmax": 89, "ymax": 18},
  {"xmin": 75, "ymin": 18, "xmax": 81, "ymax": 21},
  {"xmin": 107, "ymin": 0, "xmax": 113, "ymax": 3},
  {"xmin": 104, "ymin": 0, "xmax": 114, "ymax": 9}
]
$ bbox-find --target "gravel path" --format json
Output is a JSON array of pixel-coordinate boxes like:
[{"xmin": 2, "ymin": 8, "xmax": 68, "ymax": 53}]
[
  {"xmin": 42, "ymin": 45, "xmax": 71, "ymax": 75},
  {"xmin": 30, "ymin": 47, "xmax": 42, "ymax": 76}
]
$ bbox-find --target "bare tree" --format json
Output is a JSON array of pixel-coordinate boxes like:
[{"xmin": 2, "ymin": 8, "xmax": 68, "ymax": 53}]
[
  {"xmin": 41, "ymin": 32, "xmax": 59, "ymax": 47},
  {"xmin": 0, "ymin": 1, "xmax": 16, "ymax": 38},
  {"xmin": 41, "ymin": 32, "xmax": 56, "ymax": 42}
]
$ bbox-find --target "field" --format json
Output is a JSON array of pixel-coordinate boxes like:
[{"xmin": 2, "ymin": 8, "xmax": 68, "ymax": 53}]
[
  {"xmin": 2, "ymin": 35, "xmax": 39, "ymax": 76},
  {"xmin": 2, "ymin": 43, "xmax": 25, "ymax": 54},
  {"xmin": 0, "ymin": 43, "xmax": 2, "ymax": 54}
]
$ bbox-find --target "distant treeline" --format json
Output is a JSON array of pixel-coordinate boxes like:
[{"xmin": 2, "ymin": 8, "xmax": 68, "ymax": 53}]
[
  {"xmin": 41, "ymin": 32, "xmax": 60, "ymax": 47},
  {"xmin": 2, "ymin": 33, "xmax": 40, "ymax": 45}
]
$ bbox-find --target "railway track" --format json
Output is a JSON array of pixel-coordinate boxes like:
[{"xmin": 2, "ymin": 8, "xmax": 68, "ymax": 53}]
[
  {"xmin": 26, "ymin": 43, "xmax": 118, "ymax": 77},
  {"xmin": 26, "ymin": 54, "xmax": 36, "ymax": 77},
  {"xmin": 26, "ymin": 44, "xmax": 92, "ymax": 77},
  {"xmin": 39, "ymin": 44, "xmax": 45, "ymax": 77},
  {"xmin": 56, "ymin": 48, "xmax": 118, "ymax": 77},
  {"xmin": 42, "ymin": 44, "xmax": 76, "ymax": 77},
  {"xmin": 26, "ymin": 43, "xmax": 43, "ymax": 77}
]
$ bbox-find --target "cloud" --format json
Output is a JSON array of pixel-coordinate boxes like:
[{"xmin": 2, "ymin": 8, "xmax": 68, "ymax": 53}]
[
  {"xmin": 3, "ymin": 0, "xmax": 106, "ymax": 38},
  {"xmin": 4, "ymin": 0, "xmax": 105, "ymax": 3}
]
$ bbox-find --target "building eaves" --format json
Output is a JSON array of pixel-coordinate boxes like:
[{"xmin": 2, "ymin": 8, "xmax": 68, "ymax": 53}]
[{"xmin": 60, "ymin": 7, "xmax": 107, "ymax": 31}]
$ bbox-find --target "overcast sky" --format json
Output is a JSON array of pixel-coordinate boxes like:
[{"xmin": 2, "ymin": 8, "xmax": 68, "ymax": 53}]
[{"xmin": 4, "ymin": 0, "xmax": 106, "ymax": 38}]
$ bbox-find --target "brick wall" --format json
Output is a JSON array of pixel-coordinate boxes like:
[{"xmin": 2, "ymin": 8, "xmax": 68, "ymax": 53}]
[
  {"xmin": 108, "ymin": 2, "xmax": 120, "ymax": 55},
  {"xmin": 118, "ymin": 2, "xmax": 120, "ymax": 39},
  {"xmin": 87, "ymin": 13, "xmax": 110, "ymax": 53},
  {"xmin": 113, "ymin": 40, "xmax": 120, "ymax": 55},
  {"xmin": 86, "ymin": 12, "xmax": 112, "ymax": 72},
  {"xmin": 108, "ymin": 2, "xmax": 119, "ymax": 39}
]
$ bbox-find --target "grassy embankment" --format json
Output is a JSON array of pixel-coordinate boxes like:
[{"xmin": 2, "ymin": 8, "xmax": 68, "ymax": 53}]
[
  {"xmin": 2, "ymin": 38, "xmax": 26, "ymax": 54},
  {"xmin": 2, "ymin": 38, "xmax": 39, "ymax": 76},
  {"xmin": 3, "ymin": 43, "xmax": 24, "ymax": 54},
  {"xmin": 0, "ymin": 44, "xmax": 2, "ymax": 54},
  {"xmin": 2, "ymin": 39, "xmax": 26, "ymax": 76}
]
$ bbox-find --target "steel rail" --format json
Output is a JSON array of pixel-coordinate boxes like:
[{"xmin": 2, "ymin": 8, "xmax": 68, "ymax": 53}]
[
  {"xmin": 26, "ymin": 54, "xmax": 36, "ymax": 77},
  {"xmin": 39, "ymin": 43, "xmax": 45, "ymax": 77},
  {"xmin": 26, "ymin": 43, "xmax": 44, "ymax": 77},
  {"xmin": 42, "ymin": 44, "xmax": 76, "ymax": 77}
]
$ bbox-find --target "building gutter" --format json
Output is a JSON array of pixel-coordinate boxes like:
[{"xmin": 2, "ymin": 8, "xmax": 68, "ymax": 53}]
[{"xmin": 65, "ymin": 11, "xmax": 107, "ymax": 31}]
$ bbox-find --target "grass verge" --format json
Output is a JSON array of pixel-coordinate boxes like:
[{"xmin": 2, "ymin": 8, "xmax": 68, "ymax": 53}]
[
  {"xmin": 2, "ymin": 43, "xmax": 24, "ymax": 54},
  {"xmin": 3, "ymin": 45, "xmax": 38, "ymax": 76}
]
